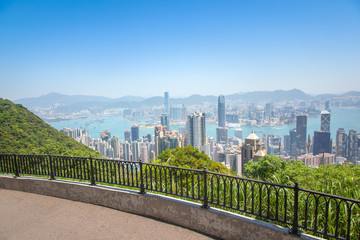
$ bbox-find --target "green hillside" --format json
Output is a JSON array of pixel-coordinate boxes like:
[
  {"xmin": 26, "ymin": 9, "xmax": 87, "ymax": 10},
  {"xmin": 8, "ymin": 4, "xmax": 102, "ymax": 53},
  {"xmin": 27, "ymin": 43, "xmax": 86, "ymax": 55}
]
[{"xmin": 0, "ymin": 98, "xmax": 101, "ymax": 157}]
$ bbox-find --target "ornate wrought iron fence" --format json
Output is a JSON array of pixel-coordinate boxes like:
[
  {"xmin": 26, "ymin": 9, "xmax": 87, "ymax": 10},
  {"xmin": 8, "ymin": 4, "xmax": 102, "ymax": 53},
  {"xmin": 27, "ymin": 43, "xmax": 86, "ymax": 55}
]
[{"xmin": 0, "ymin": 153, "xmax": 359, "ymax": 240}]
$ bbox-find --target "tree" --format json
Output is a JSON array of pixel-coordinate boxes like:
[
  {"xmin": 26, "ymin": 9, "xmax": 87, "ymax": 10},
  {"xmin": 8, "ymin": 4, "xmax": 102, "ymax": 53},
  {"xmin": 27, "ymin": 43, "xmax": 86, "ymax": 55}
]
[{"xmin": 155, "ymin": 146, "xmax": 233, "ymax": 174}]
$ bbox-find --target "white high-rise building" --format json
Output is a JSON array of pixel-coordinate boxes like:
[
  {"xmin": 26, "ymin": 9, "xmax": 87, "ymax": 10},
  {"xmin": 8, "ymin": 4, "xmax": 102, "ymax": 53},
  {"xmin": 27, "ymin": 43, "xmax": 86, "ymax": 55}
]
[{"xmin": 186, "ymin": 112, "xmax": 206, "ymax": 150}]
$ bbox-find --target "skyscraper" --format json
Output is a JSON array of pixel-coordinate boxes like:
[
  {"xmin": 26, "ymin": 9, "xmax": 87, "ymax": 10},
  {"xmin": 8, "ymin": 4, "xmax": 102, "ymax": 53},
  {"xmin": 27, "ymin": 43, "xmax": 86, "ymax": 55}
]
[
  {"xmin": 218, "ymin": 95, "xmax": 225, "ymax": 128},
  {"xmin": 336, "ymin": 128, "xmax": 347, "ymax": 157},
  {"xmin": 313, "ymin": 131, "xmax": 331, "ymax": 156},
  {"xmin": 296, "ymin": 115, "xmax": 307, "ymax": 156},
  {"xmin": 289, "ymin": 128, "xmax": 297, "ymax": 156},
  {"xmin": 124, "ymin": 130, "xmax": 131, "ymax": 142},
  {"xmin": 216, "ymin": 127, "xmax": 228, "ymax": 144},
  {"xmin": 325, "ymin": 100, "xmax": 330, "ymax": 111},
  {"xmin": 123, "ymin": 142, "xmax": 131, "ymax": 161},
  {"xmin": 234, "ymin": 128, "xmax": 243, "ymax": 140},
  {"xmin": 264, "ymin": 103, "xmax": 272, "ymax": 121},
  {"xmin": 131, "ymin": 124, "xmax": 139, "ymax": 142},
  {"xmin": 347, "ymin": 129, "xmax": 359, "ymax": 163},
  {"xmin": 161, "ymin": 113, "xmax": 169, "ymax": 130},
  {"xmin": 164, "ymin": 92, "xmax": 169, "ymax": 115},
  {"xmin": 321, "ymin": 110, "xmax": 331, "ymax": 133},
  {"xmin": 186, "ymin": 112, "xmax": 206, "ymax": 149}
]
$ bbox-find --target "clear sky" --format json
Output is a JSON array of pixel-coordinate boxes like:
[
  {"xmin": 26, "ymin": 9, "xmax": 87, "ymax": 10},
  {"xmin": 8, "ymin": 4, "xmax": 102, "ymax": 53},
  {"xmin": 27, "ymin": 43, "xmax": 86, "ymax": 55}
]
[{"xmin": 0, "ymin": 0, "xmax": 359, "ymax": 100}]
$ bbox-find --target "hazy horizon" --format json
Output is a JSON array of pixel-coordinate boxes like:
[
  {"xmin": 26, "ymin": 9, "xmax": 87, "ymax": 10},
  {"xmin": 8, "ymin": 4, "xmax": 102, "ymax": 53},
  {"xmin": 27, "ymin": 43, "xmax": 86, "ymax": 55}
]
[
  {"xmin": 1, "ymin": 0, "xmax": 359, "ymax": 100},
  {"xmin": 10, "ymin": 88, "xmax": 360, "ymax": 102}
]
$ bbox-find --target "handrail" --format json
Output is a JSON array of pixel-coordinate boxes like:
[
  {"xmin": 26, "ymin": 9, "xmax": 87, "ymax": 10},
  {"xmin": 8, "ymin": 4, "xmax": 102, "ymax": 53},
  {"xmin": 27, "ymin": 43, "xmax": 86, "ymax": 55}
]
[{"xmin": 0, "ymin": 153, "xmax": 359, "ymax": 240}]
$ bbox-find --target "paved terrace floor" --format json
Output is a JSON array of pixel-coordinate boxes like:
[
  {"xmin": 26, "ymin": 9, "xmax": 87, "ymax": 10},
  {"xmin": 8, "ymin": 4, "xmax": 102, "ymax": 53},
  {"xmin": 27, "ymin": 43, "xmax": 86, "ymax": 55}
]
[{"xmin": 0, "ymin": 189, "xmax": 214, "ymax": 240}]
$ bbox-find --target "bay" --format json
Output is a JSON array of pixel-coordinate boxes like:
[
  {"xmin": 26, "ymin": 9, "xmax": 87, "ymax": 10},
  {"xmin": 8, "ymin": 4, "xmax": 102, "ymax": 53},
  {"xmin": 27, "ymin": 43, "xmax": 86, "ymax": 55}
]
[{"xmin": 48, "ymin": 108, "xmax": 360, "ymax": 142}]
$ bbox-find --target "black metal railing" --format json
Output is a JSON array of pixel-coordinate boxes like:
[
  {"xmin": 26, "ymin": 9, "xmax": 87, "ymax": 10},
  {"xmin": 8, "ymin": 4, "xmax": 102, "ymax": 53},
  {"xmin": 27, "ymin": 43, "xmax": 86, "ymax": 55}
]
[{"xmin": 0, "ymin": 153, "xmax": 359, "ymax": 240}]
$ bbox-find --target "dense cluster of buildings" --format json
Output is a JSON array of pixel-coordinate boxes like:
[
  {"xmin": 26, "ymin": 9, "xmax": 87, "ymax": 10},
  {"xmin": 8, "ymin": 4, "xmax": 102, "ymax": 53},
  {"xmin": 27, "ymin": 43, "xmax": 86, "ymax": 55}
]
[{"xmin": 61, "ymin": 92, "xmax": 360, "ymax": 176}]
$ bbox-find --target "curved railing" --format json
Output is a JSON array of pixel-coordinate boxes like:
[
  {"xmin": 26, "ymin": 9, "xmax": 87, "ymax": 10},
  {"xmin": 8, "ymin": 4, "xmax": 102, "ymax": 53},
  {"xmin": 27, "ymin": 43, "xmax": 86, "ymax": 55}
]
[{"xmin": 0, "ymin": 153, "xmax": 359, "ymax": 240}]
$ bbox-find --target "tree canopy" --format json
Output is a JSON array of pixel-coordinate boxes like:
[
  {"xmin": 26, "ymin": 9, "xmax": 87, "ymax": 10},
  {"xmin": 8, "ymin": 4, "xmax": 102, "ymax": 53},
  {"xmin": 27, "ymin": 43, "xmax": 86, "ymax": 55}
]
[
  {"xmin": 244, "ymin": 155, "xmax": 360, "ymax": 199},
  {"xmin": 155, "ymin": 145, "xmax": 235, "ymax": 175},
  {"xmin": 0, "ymin": 98, "xmax": 101, "ymax": 157}
]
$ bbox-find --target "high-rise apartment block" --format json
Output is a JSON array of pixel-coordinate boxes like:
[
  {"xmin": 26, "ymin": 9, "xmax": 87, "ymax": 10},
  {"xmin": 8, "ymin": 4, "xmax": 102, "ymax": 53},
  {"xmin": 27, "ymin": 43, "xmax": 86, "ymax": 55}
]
[{"xmin": 186, "ymin": 112, "xmax": 206, "ymax": 150}]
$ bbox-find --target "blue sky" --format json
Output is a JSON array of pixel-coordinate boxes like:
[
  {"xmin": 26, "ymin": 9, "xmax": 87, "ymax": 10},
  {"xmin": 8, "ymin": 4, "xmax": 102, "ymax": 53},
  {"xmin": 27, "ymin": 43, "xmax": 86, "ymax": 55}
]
[{"xmin": 0, "ymin": 0, "xmax": 359, "ymax": 100}]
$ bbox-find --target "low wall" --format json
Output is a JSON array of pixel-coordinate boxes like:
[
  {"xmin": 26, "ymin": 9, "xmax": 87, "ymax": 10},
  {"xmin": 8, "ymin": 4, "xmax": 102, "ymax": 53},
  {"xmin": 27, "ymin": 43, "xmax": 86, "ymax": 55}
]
[{"xmin": 0, "ymin": 175, "xmax": 320, "ymax": 240}]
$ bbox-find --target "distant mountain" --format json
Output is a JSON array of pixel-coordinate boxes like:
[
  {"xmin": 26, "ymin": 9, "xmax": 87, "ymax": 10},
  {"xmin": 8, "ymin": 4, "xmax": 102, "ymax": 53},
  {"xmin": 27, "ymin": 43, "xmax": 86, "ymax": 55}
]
[
  {"xmin": 0, "ymin": 98, "xmax": 101, "ymax": 156},
  {"xmin": 113, "ymin": 95, "xmax": 145, "ymax": 102},
  {"xmin": 341, "ymin": 91, "xmax": 360, "ymax": 97},
  {"xmin": 13, "ymin": 89, "xmax": 360, "ymax": 113},
  {"xmin": 229, "ymin": 89, "xmax": 309, "ymax": 103},
  {"xmin": 15, "ymin": 92, "xmax": 112, "ymax": 108}
]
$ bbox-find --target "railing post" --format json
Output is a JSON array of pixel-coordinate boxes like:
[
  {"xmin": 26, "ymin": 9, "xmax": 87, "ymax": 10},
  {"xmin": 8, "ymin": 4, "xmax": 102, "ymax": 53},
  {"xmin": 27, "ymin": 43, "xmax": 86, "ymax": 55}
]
[
  {"xmin": 89, "ymin": 155, "xmax": 96, "ymax": 185},
  {"xmin": 139, "ymin": 159, "xmax": 145, "ymax": 194},
  {"xmin": 201, "ymin": 167, "xmax": 209, "ymax": 209},
  {"xmin": 13, "ymin": 153, "xmax": 20, "ymax": 178},
  {"xmin": 291, "ymin": 182, "xmax": 300, "ymax": 235},
  {"xmin": 48, "ymin": 153, "xmax": 55, "ymax": 180}
]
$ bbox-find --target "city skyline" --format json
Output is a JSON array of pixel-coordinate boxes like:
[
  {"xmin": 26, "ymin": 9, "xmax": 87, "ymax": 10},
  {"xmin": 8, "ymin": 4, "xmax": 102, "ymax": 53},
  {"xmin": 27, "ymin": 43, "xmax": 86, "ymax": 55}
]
[{"xmin": 1, "ymin": 0, "xmax": 360, "ymax": 100}]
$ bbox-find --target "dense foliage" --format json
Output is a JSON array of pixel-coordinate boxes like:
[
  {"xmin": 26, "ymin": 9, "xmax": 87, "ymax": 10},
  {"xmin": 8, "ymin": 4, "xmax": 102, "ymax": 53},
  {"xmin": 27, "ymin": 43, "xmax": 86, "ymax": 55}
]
[
  {"xmin": 0, "ymin": 98, "xmax": 101, "ymax": 157},
  {"xmin": 244, "ymin": 155, "xmax": 360, "ymax": 199},
  {"xmin": 155, "ymin": 146, "xmax": 235, "ymax": 174}
]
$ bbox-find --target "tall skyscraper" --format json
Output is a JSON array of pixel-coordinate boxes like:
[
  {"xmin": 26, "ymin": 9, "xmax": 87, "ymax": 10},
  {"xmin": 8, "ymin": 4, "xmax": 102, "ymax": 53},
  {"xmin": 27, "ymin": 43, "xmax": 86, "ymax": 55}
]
[
  {"xmin": 289, "ymin": 128, "xmax": 297, "ymax": 156},
  {"xmin": 131, "ymin": 124, "xmax": 139, "ymax": 142},
  {"xmin": 164, "ymin": 92, "xmax": 169, "ymax": 115},
  {"xmin": 321, "ymin": 110, "xmax": 331, "ymax": 133},
  {"xmin": 313, "ymin": 131, "xmax": 331, "ymax": 156},
  {"xmin": 186, "ymin": 112, "xmax": 206, "ymax": 149},
  {"xmin": 218, "ymin": 95, "xmax": 225, "ymax": 128},
  {"xmin": 216, "ymin": 127, "xmax": 228, "ymax": 144},
  {"xmin": 264, "ymin": 103, "xmax": 272, "ymax": 121},
  {"xmin": 296, "ymin": 115, "xmax": 307, "ymax": 156},
  {"xmin": 161, "ymin": 113, "xmax": 169, "ymax": 130},
  {"xmin": 325, "ymin": 100, "xmax": 330, "ymax": 111}
]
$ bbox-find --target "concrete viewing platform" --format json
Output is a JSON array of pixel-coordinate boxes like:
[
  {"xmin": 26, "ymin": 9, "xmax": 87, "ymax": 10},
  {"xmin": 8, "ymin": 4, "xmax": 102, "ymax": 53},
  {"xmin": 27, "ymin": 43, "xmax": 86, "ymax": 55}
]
[{"xmin": 0, "ymin": 189, "xmax": 213, "ymax": 240}]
